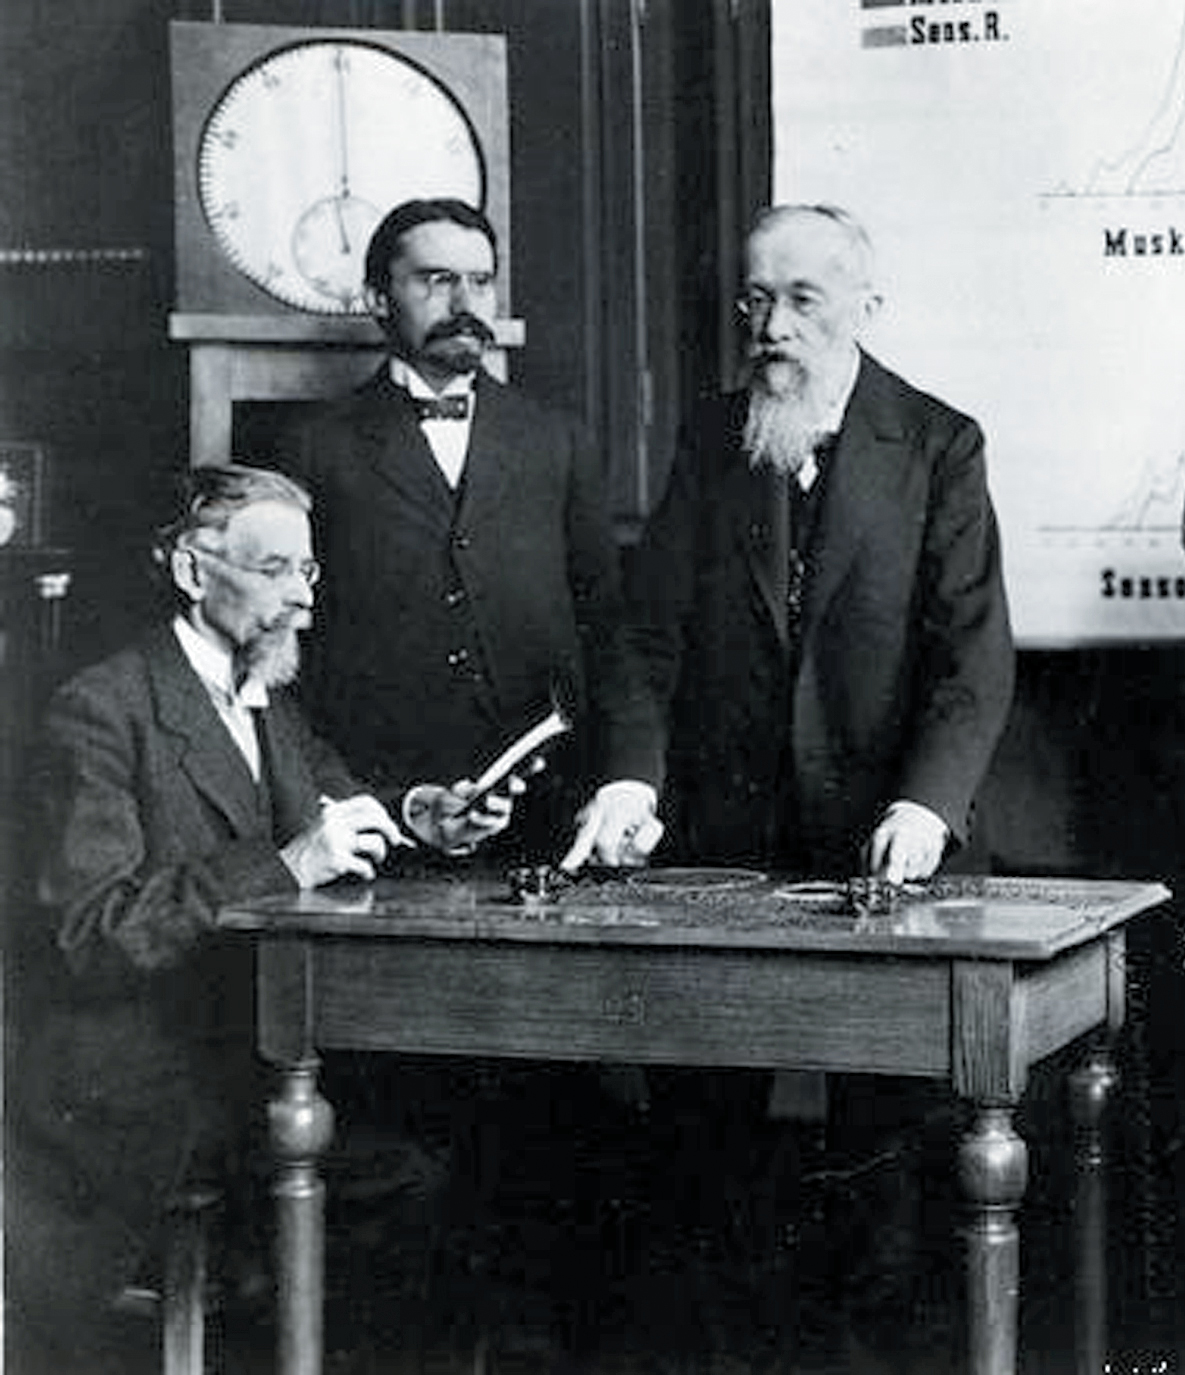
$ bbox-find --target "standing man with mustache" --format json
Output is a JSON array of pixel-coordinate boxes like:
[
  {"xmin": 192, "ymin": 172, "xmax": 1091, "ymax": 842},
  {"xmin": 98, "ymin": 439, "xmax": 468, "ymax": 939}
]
[
  {"xmin": 278, "ymin": 198, "xmax": 663, "ymax": 867},
  {"xmin": 629, "ymin": 203, "xmax": 1014, "ymax": 883}
]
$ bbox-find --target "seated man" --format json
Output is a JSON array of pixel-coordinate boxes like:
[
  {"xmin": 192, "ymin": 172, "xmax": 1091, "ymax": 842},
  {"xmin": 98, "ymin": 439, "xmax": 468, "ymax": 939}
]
[{"xmin": 7, "ymin": 462, "xmax": 512, "ymax": 1354}]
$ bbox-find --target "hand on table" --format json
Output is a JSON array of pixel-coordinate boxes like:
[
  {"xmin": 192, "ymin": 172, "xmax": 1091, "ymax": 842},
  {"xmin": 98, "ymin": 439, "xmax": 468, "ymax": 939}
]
[
  {"xmin": 281, "ymin": 794, "xmax": 409, "ymax": 888},
  {"xmin": 865, "ymin": 800, "xmax": 949, "ymax": 886},
  {"xmin": 560, "ymin": 780, "xmax": 664, "ymax": 872}
]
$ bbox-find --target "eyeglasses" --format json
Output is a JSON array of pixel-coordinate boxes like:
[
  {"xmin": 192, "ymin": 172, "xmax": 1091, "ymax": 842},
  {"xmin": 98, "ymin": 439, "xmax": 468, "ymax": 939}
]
[
  {"xmin": 735, "ymin": 287, "xmax": 822, "ymax": 322},
  {"xmin": 407, "ymin": 268, "xmax": 497, "ymax": 301},
  {"xmin": 193, "ymin": 546, "xmax": 321, "ymax": 587}
]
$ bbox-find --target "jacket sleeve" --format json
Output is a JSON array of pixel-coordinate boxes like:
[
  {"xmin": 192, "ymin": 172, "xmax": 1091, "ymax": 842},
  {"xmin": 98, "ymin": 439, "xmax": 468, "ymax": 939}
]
[
  {"xmin": 34, "ymin": 675, "xmax": 298, "ymax": 981},
  {"xmin": 622, "ymin": 409, "xmax": 711, "ymax": 754},
  {"xmin": 563, "ymin": 418, "xmax": 665, "ymax": 788},
  {"xmin": 268, "ymin": 686, "xmax": 364, "ymax": 812},
  {"xmin": 897, "ymin": 416, "xmax": 1015, "ymax": 842}
]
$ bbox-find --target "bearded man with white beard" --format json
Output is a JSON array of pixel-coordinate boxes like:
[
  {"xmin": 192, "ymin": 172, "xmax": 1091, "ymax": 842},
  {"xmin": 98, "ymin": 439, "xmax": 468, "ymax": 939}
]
[
  {"xmin": 8, "ymin": 462, "xmax": 514, "ymax": 1349},
  {"xmin": 628, "ymin": 204, "xmax": 1015, "ymax": 882}
]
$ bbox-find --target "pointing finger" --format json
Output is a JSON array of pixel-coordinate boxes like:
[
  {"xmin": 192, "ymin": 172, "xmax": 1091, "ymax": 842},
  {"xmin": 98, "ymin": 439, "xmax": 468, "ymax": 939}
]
[{"xmin": 559, "ymin": 814, "xmax": 597, "ymax": 874}]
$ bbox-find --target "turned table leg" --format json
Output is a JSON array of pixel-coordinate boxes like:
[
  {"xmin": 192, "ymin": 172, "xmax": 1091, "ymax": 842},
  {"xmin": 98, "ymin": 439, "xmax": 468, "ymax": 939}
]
[
  {"xmin": 270, "ymin": 1058, "xmax": 335, "ymax": 1375},
  {"xmin": 959, "ymin": 1104, "xmax": 1029, "ymax": 1375},
  {"xmin": 1069, "ymin": 1048, "xmax": 1118, "ymax": 1375}
]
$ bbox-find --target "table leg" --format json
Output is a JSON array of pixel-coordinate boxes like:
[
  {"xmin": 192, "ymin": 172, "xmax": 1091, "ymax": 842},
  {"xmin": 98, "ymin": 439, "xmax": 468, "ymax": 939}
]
[
  {"xmin": 959, "ymin": 1105, "xmax": 1028, "ymax": 1375},
  {"xmin": 1069, "ymin": 1048, "xmax": 1118, "ymax": 1375},
  {"xmin": 269, "ymin": 1058, "xmax": 335, "ymax": 1375}
]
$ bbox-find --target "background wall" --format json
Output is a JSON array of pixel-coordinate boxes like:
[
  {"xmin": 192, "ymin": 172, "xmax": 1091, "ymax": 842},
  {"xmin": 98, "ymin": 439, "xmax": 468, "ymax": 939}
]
[{"xmin": 0, "ymin": 0, "xmax": 1182, "ymax": 897}]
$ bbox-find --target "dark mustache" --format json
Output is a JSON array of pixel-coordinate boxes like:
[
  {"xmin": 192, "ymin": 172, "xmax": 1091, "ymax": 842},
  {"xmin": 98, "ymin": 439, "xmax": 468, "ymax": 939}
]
[{"xmin": 427, "ymin": 314, "xmax": 496, "ymax": 346}]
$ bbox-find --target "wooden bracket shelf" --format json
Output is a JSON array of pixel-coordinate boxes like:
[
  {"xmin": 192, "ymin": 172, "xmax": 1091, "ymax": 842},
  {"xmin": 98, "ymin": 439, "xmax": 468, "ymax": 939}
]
[{"xmin": 168, "ymin": 313, "xmax": 527, "ymax": 467}]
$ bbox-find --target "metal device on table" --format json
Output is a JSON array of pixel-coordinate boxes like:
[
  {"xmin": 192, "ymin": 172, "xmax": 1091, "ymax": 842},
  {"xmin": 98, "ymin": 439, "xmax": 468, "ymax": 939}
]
[{"xmin": 506, "ymin": 864, "xmax": 909, "ymax": 916}]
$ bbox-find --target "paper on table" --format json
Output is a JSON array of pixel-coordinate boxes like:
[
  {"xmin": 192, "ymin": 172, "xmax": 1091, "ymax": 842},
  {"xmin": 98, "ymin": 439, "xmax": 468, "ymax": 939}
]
[{"xmin": 465, "ymin": 706, "xmax": 571, "ymax": 804}]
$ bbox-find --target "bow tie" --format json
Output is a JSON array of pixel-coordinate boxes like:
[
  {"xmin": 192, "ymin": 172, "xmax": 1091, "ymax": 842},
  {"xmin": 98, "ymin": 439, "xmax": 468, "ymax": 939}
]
[{"xmin": 412, "ymin": 394, "xmax": 470, "ymax": 422}]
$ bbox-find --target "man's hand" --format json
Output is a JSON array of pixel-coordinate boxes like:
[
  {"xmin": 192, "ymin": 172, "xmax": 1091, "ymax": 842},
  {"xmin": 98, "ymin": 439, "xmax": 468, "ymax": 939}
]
[
  {"xmin": 560, "ymin": 780, "xmax": 664, "ymax": 872},
  {"xmin": 281, "ymin": 794, "xmax": 409, "ymax": 889},
  {"xmin": 403, "ymin": 777, "xmax": 523, "ymax": 856},
  {"xmin": 866, "ymin": 800, "xmax": 949, "ymax": 886}
]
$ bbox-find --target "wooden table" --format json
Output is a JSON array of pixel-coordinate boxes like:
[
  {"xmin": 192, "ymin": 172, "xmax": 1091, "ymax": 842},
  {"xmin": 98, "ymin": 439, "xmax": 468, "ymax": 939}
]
[{"xmin": 219, "ymin": 870, "xmax": 1170, "ymax": 1375}]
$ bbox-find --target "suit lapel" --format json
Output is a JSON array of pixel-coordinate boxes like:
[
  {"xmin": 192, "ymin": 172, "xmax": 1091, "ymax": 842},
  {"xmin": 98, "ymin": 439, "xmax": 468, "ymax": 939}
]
[
  {"xmin": 712, "ymin": 394, "xmax": 791, "ymax": 649},
  {"xmin": 800, "ymin": 356, "xmax": 909, "ymax": 641},
  {"xmin": 353, "ymin": 369, "xmax": 457, "ymax": 513},
  {"xmin": 147, "ymin": 629, "xmax": 264, "ymax": 837},
  {"xmin": 455, "ymin": 374, "xmax": 512, "ymax": 525},
  {"xmin": 256, "ymin": 702, "xmax": 319, "ymax": 840},
  {"xmin": 741, "ymin": 462, "xmax": 792, "ymax": 648}
]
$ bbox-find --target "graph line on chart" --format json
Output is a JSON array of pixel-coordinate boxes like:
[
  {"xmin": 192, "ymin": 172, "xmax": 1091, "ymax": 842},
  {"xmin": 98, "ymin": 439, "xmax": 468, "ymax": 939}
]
[
  {"xmin": 1036, "ymin": 450, "xmax": 1185, "ymax": 535},
  {"xmin": 1045, "ymin": 6, "xmax": 1185, "ymax": 198}
]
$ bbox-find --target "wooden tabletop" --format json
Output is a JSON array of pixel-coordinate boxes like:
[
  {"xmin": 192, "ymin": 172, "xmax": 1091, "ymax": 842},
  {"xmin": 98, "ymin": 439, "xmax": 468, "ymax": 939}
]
[{"xmin": 219, "ymin": 868, "xmax": 1171, "ymax": 962}]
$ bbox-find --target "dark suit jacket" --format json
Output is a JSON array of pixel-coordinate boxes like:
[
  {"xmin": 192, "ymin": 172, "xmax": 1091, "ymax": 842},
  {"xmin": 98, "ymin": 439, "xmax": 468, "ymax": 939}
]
[
  {"xmin": 9, "ymin": 626, "xmax": 357, "ymax": 1322},
  {"xmin": 628, "ymin": 351, "xmax": 1015, "ymax": 875},
  {"xmin": 277, "ymin": 369, "xmax": 661, "ymax": 839}
]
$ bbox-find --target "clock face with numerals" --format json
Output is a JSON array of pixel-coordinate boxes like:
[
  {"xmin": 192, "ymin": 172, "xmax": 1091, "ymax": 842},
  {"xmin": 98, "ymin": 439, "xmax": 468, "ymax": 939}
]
[{"xmin": 197, "ymin": 39, "xmax": 486, "ymax": 315}]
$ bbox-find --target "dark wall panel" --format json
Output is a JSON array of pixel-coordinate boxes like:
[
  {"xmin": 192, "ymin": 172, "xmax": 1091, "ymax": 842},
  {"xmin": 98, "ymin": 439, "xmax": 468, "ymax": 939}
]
[{"xmin": 443, "ymin": 0, "xmax": 597, "ymax": 423}]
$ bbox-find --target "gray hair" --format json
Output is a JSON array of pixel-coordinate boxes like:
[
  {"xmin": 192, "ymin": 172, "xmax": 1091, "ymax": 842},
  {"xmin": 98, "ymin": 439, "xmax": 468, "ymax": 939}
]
[
  {"xmin": 152, "ymin": 462, "xmax": 311, "ymax": 570},
  {"xmin": 748, "ymin": 203, "xmax": 876, "ymax": 290}
]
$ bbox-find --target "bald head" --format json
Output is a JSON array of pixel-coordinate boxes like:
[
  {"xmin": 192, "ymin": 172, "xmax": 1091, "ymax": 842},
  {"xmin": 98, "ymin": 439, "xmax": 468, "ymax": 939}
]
[{"xmin": 746, "ymin": 204, "xmax": 876, "ymax": 294}]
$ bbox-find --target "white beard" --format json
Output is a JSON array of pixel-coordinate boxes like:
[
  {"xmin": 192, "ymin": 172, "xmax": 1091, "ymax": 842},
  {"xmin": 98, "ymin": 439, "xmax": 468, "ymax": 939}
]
[
  {"xmin": 743, "ymin": 364, "xmax": 835, "ymax": 478},
  {"xmin": 238, "ymin": 625, "xmax": 302, "ymax": 689}
]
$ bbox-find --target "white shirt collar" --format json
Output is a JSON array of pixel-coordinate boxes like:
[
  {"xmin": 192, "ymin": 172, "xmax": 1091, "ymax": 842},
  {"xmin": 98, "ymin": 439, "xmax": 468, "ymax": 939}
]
[
  {"xmin": 173, "ymin": 616, "xmax": 269, "ymax": 709},
  {"xmin": 388, "ymin": 357, "xmax": 476, "ymax": 400},
  {"xmin": 388, "ymin": 359, "xmax": 475, "ymax": 490}
]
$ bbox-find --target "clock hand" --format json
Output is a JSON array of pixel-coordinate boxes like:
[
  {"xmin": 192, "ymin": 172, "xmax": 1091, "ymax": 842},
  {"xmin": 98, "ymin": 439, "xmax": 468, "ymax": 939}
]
[
  {"xmin": 330, "ymin": 47, "xmax": 354, "ymax": 256},
  {"xmin": 334, "ymin": 48, "xmax": 352, "ymax": 203},
  {"xmin": 333, "ymin": 198, "xmax": 351, "ymax": 255}
]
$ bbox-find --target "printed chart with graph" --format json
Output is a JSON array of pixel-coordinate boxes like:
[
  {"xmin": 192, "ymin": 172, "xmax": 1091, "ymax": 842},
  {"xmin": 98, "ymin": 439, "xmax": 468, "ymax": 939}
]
[{"xmin": 773, "ymin": 0, "xmax": 1185, "ymax": 644}]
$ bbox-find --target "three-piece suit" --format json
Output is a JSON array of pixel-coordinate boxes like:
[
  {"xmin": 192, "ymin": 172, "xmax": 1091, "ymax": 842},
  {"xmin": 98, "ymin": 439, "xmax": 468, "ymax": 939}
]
[
  {"xmin": 627, "ymin": 350, "xmax": 1015, "ymax": 875},
  {"xmin": 278, "ymin": 369, "xmax": 661, "ymax": 853}
]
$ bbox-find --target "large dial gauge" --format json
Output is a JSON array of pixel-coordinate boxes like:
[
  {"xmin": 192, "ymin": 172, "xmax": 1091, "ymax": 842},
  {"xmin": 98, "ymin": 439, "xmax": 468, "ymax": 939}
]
[{"xmin": 196, "ymin": 39, "xmax": 486, "ymax": 315}]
